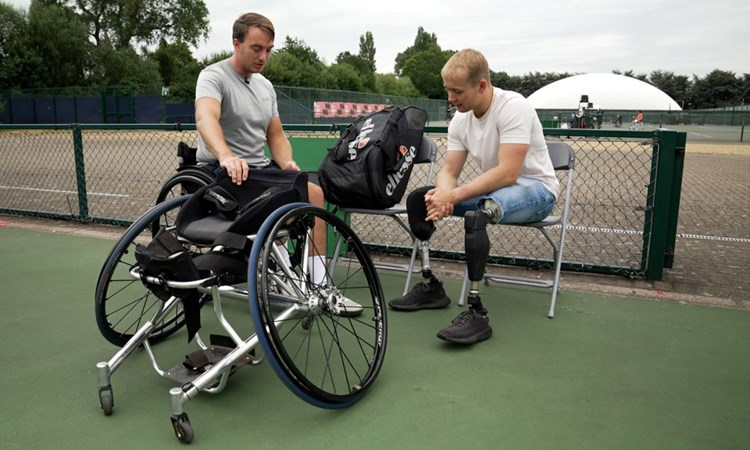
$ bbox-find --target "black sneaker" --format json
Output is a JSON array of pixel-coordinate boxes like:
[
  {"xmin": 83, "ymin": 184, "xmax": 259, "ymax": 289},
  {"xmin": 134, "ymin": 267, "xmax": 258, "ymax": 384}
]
[
  {"xmin": 388, "ymin": 280, "xmax": 451, "ymax": 311},
  {"xmin": 436, "ymin": 309, "xmax": 492, "ymax": 344}
]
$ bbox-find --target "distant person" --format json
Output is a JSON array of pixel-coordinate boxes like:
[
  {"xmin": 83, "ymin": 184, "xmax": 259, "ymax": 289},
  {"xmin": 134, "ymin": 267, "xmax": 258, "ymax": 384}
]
[{"xmin": 631, "ymin": 110, "xmax": 644, "ymax": 130}]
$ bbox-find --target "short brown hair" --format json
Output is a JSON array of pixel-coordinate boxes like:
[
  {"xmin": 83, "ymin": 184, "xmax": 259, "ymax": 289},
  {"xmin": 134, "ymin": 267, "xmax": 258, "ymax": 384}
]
[
  {"xmin": 233, "ymin": 13, "xmax": 275, "ymax": 42},
  {"xmin": 441, "ymin": 49, "xmax": 491, "ymax": 86}
]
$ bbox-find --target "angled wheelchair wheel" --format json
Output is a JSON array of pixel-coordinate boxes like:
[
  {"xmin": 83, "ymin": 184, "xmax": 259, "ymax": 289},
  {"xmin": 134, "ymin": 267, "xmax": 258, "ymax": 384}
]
[
  {"xmin": 153, "ymin": 167, "xmax": 214, "ymax": 235},
  {"xmin": 248, "ymin": 203, "xmax": 387, "ymax": 408},
  {"xmin": 95, "ymin": 196, "xmax": 208, "ymax": 347}
]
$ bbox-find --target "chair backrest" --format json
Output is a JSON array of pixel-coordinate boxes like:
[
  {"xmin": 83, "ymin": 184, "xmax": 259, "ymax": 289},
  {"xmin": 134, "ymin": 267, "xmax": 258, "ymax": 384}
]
[
  {"xmin": 414, "ymin": 137, "xmax": 438, "ymax": 164},
  {"xmin": 545, "ymin": 141, "xmax": 575, "ymax": 171},
  {"xmin": 413, "ymin": 137, "xmax": 438, "ymax": 186}
]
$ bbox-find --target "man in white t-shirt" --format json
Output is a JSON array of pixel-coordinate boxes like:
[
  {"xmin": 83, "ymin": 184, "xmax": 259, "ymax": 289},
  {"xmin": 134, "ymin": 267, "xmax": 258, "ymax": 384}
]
[
  {"xmin": 389, "ymin": 49, "xmax": 559, "ymax": 344},
  {"xmin": 194, "ymin": 12, "xmax": 361, "ymax": 315}
]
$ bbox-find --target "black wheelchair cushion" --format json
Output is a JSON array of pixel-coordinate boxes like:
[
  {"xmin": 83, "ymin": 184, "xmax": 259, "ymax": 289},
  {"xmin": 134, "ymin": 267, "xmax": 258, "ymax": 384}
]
[{"xmin": 176, "ymin": 168, "xmax": 308, "ymax": 246}]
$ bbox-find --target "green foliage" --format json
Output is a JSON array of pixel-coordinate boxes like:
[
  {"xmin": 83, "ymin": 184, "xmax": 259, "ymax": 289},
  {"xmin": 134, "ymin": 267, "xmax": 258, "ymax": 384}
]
[
  {"xmin": 394, "ymin": 27, "xmax": 440, "ymax": 76},
  {"xmin": 264, "ymin": 51, "xmax": 323, "ymax": 88},
  {"xmin": 648, "ymin": 71, "xmax": 690, "ymax": 109},
  {"xmin": 88, "ymin": 43, "xmax": 161, "ymax": 86},
  {"xmin": 359, "ymin": 32, "xmax": 376, "ymax": 73},
  {"xmin": 0, "ymin": 3, "xmax": 41, "ymax": 90},
  {"xmin": 688, "ymin": 70, "xmax": 743, "ymax": 109},
  {"xmin": 149, "ymin": 40, "xmax": 202, "ymax": 102},
  {"xmin": 27, "ymin": 0, "xmax": 91, "ymax": 88},
  {"xmin": 335, "ymin": 51, "xmax": 375, "ymax": 92},
  {"xmin": 280, "ymin": 36, "xmax": 323, "ymax": 66},
  {"xmin": 200, "ymin": 51, "xmax": 232, "ymax": 67},
  {"xmin": 62, "ymin": 0, "xmax": 210, "ymax": 49},
  {"xmin": 325, "ymin": 63, "xmax": 364, "ymax": 92},
  {"xmin": 375, "ymin": 73, "xmax": 421, "ymax": 97},
  {"xmin": 401, "ymin": 48, "xmax": 451, "ymax": 99}
]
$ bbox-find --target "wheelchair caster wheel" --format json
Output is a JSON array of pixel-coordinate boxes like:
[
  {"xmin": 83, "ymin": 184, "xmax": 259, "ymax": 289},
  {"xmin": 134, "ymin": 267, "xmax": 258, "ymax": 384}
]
[
  {"xmin": 99, "ymin": 386, "xmax": 114, "ymax": 416},
  {"xmin": 170, "ymin": 412, "xmax": 194, "ymax": 444}
]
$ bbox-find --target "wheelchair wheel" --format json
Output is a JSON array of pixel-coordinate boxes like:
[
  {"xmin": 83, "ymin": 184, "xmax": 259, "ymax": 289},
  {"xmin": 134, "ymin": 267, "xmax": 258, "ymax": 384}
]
[
  {"xmin": 248, "ymin": 203, "xmax": 387, "ymax": 408},
  {"xmin": 153, "ymin": 168, "xmax": 214, "ymax": 235},
  {"xmin": 95, "ymin": 196, "xmax": 207, "ymax": 347},
  {"xmin": 156, "ymin": 167, "xmax": 215, "ymax": 204}
]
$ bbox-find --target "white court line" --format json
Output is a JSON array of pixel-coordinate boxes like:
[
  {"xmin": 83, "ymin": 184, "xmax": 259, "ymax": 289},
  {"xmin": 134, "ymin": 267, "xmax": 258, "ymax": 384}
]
[
  {"xmin": 441, "ymin": 216, "xmax": 749, "ymax": 243},
  {"xmin": 0, "ymin": 185, "xmax": 129, "ymax": 198},
  {"xmin": 689, "ymin": 132, "xmax": 714, "ymax": 138}
]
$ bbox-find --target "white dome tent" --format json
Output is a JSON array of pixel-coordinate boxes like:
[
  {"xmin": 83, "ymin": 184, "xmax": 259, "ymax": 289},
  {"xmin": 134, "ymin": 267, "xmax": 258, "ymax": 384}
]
[{"xmin": 527, "ymin": 73, "xmax": 682, "ymax": 111}]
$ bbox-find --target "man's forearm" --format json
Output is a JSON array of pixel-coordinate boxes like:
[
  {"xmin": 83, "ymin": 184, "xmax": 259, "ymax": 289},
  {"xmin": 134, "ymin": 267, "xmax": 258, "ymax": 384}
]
[{"xmin": 197, "ymin": 118, "xmax": 234, "ymax": 161}]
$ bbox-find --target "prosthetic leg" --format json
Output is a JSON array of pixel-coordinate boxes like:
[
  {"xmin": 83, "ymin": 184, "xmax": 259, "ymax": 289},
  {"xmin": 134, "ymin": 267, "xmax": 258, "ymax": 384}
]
[
  {"xmin": 463, "ymin": 209, "xmax": 491, "ymax": 314},
  {"xmin": 435, "ymin": 202, "xmax": 495, "ymax": 344},
  {"xmin": 387, "ymin": 187, "xmax": 451, "ymax": 310}
]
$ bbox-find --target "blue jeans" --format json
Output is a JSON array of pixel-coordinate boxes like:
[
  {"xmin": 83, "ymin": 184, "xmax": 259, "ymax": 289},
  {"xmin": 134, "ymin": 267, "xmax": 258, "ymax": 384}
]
[{"xmin": 453, "ymin": 177, "xmax": 556, "ymax": 224}]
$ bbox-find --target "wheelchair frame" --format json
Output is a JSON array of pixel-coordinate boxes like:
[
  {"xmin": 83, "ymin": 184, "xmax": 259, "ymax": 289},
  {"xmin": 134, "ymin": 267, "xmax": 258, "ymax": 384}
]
[{"xmin": 94, "ymin": 191, "xmax": 387, "ymax": 443}]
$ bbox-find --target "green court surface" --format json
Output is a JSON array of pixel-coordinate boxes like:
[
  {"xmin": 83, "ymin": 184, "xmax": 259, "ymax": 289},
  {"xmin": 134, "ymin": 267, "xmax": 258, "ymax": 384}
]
[{"xmin": 1, "ymin": 227, "xmax": 748, "ymax": 449}]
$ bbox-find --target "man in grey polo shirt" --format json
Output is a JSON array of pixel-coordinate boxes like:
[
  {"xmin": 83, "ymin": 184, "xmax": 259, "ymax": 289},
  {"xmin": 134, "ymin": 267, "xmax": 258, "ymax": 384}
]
[{"xmin": 194, "ymin": 12, "xmax": 361, "ymax": 315}]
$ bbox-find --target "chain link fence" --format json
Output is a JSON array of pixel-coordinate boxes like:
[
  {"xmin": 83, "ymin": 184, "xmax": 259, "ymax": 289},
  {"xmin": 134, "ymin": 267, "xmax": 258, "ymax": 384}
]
[
  {"xmin": 349, "ymin": 135, "xmax": 656, "ymax": 278},
  {"xmin": 0, "ymin": 124, "xmax": 683, "ymax": 282}
]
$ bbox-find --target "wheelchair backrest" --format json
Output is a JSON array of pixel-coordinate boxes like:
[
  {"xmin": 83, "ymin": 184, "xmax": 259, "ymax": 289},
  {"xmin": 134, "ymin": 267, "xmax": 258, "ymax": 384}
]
[{"xmin": 176, "ymin": 169, "xmax": 308, "ymax": 245}]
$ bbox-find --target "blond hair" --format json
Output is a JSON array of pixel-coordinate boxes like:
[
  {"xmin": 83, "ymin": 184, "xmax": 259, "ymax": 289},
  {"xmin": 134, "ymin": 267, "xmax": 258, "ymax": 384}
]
[
  {"xmin": 233, "ymin": 12, "xmax": 275, "ymax": 42},
  {"xmin": 441, "ymin": 49, "xmax": 490, "ymax": 86}
]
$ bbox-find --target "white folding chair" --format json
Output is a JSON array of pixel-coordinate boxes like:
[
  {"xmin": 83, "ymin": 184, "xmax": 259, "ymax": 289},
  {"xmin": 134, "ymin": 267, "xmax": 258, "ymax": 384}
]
[{"xmin": 458, "ymin": 141, "xmax": 576, "ymax": 318}]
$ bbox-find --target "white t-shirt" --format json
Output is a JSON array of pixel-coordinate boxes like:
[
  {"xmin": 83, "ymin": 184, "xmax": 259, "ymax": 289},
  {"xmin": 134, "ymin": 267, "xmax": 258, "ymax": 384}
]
[
  {"xmin": 447, "ymin": 88, "xmax": 560, "ymax": 198},
  {"xmin": 195, "ymin": 59, "xmax": 278, "ymax": 166}
]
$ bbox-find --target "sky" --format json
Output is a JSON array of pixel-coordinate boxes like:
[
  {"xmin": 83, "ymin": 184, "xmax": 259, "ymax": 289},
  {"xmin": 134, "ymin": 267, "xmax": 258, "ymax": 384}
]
[{"xmin": 7, "ymin": 0, "xmax": 750, "ymax": 77}]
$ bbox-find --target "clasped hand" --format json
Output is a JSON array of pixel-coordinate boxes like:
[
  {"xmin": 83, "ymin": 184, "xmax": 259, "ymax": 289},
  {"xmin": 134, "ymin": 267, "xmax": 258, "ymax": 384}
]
[{"xmin": 424, "ymin": 187, "xmax": 454, "ymax": 222}]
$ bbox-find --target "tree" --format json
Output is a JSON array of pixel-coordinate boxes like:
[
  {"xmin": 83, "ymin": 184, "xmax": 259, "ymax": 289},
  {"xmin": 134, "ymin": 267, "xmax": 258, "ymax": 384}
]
[
  {"xmin": 149, "ymin": 40, "xmax": 201, "ymax": 101},
  {"xmin": 87, "ymin": 43, "xmax": 161, "ymax": 86},
  {"xmin": 613, "ymin": 69, "xmax": 648, "ymax": 82},
  {"xmin": 26, "ymin": 0, "xmax": 91, "ymax": 88},
  {"xmin": 325, "ymin": 63, "xmax": 364, "ymax": 92},
  {"xmin": 688, "ymin": 70, "xmax": 742, "ymax": 109},
  {"xmin": 0, "ymin": 3, "xmax": 42, "ymax": 90},
  {"xmin": 358, "ymin": 31, "xmax": 376, "ymax": 73},
  {"xmin": 518, "ymin": 71, "xmax": 572, "ymax": 98},
  {"xmin": 336, "ymin": 51, "xmax": 375, "ymax": 92},
  {"xmin": 394, "ymin": 27, "xmax": 440, "ymax": 76},
  {"xmin": 280, "ymin": 36, "xmax": 323, "ymax": 67},
  {"xmin": 263, "ymin": 51, "xmax": 323, "ymax": 88},
  {"xmin": 401, "ymin": 48, "xmax": 451, "ymax": 99},
  {"xmin": 374, "ymin": 73, "xmax": 421, "ymax": 97},
  {"xmin": 648, "ymin": 70, "xmax": 690, "ymax": 109},
  {"xmin": 62, "ymin": 0, "xmax": 209, "ymax": 50}
]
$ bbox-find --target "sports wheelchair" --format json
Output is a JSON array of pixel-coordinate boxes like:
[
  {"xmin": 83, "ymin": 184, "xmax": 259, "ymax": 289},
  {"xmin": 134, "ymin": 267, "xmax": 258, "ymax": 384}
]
[{"xmin": 94, "ymin": 167, "xmax": 387, "ymax": 444}]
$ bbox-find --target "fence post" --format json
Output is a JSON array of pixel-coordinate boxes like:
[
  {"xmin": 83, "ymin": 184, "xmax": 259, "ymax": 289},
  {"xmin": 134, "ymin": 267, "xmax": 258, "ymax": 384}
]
[
  {"xmin": 644, "ymin": 130, "xmax": 679, "ymax": 280},
  {"xmin": 663, "ymin": 132, "xmax": 687, "ymax": 269},
  {"xmin": 71, "ymin": 124, "xmax": 89, "ymax": 221}
]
